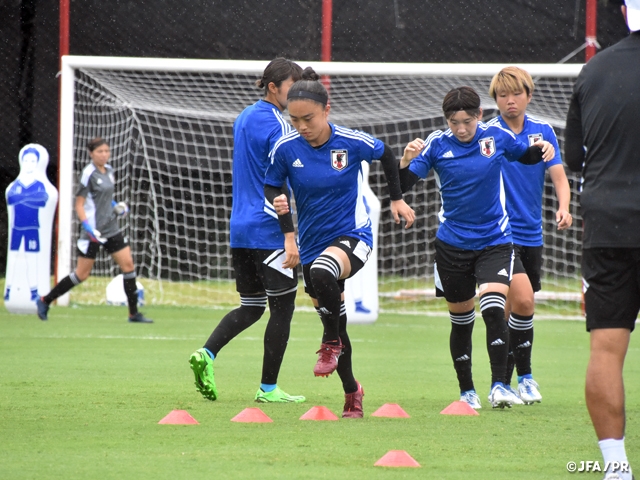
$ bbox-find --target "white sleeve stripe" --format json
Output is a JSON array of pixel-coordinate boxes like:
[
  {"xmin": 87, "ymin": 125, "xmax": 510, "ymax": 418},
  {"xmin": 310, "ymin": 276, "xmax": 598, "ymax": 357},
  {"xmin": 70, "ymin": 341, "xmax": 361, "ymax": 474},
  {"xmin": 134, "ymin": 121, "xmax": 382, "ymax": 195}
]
[
  {"xmin": 334, "ymin": 130, "xmax": 375, "ymax": 148},
  {"xmin": 80, "ymin": 164, "xmax": 96, "ymax": 187},
  {"xmin": 269, "ymin": 130, "xmax": 299, "ymax": 162}
]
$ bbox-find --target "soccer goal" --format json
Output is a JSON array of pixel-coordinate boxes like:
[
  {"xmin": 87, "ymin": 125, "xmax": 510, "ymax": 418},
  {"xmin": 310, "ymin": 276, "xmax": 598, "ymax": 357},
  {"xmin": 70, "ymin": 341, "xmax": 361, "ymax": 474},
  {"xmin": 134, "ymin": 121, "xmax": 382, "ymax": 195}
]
[{"xmin": 58, "ymin": 56, "xmax": 583, "ymax": 315}]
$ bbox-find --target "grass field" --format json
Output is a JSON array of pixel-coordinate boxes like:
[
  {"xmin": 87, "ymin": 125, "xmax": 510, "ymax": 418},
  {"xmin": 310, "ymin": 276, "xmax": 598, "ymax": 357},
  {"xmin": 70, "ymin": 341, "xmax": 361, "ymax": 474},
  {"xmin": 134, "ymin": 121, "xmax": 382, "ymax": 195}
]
[{"xmin": 1, "ymin": 304, "xmax": 637, "ymax": 479}]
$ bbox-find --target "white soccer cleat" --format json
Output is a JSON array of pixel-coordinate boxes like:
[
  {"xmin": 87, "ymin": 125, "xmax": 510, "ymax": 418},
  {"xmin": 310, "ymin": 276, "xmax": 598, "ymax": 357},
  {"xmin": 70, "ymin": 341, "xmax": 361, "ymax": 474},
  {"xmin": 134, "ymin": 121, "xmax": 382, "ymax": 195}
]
[
  {"xmin": 518, "ymin": 377, "xmax": 542, "ymax": 404},
  {"xmin": 488, "ymin": 384, "xmax": 513, "ymax": 409},
  {"xmin": 460, "ymin": 390, "xmax": 482, "ymax": 409},
  {"xmin": 505, "ymin": 384, "xmax": 525, "ymax": 405}
]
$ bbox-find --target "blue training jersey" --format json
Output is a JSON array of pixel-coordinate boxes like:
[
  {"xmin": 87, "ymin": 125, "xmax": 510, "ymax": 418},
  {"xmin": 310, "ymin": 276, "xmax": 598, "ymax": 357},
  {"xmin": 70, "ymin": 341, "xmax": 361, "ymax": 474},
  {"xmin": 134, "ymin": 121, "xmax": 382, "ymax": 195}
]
[
  {"xmin": 229, "ymin": 100, "xmax": 294, "ymax": 249},
  {"xmin": 265, "ymin": 123, "xmax": 383, "ymax": 265},
  {"xmin": 487, "ymin": 115, "xmax": 562, "ymax": 246},
  {"xmin": 6, "ymin": 180, "xmax": 48, "ymax": 229},
  {"xmin": 408, "ymin": 122, "xmax": 530, "ymax": 250}
]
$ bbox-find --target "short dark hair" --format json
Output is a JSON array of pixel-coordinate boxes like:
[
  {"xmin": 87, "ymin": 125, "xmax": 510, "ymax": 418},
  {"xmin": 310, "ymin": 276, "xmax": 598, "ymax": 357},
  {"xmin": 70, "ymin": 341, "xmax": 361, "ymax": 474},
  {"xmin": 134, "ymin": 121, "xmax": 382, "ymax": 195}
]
[
  {"xmin": 88, "ymin": 137, "xmax": 108, "ymax": 152},
  {"xmin": 442, "ymin": 86, "xmax": 482, "ymax": 119},
  {"xmin": 286, "ymin": 67, "xmax": 328, "ymax": 106},
  {"xmin": 254, "ymin": 58, "xmax": 303, "ymax": 93}
]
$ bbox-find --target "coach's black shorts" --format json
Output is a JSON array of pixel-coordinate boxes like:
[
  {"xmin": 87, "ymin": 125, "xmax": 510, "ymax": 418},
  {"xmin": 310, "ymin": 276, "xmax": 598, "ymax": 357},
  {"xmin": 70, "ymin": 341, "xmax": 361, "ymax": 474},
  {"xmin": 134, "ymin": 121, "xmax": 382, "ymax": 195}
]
[
  {"xmin": 512, "ymin": 244, "xmax": 543, "ymax": 292},
  {"xmin": 77, "ymin": 232, "xmax": 129, "ymax": 259},
  {"xmin": 232, "ymin": 248, "xmax": 298, "ymax": 296},
  {"xmin": 434, "ymin": 238, "xmax": 514, "ymax": 303},
  {"xmin": 582, "ymin": 247, "xmax": 640, "ymax": 332},
  {"xmin": 302, "ymin": 235, "xmax": 371, "ymax": 298}
]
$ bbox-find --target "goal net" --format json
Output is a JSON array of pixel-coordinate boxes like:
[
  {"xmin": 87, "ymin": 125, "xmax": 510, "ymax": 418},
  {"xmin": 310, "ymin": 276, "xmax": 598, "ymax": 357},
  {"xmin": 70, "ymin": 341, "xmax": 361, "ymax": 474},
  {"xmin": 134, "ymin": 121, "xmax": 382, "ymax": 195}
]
[{"xmin": 59, "ymin": 57, "xmax": 583, "ymax": 316}]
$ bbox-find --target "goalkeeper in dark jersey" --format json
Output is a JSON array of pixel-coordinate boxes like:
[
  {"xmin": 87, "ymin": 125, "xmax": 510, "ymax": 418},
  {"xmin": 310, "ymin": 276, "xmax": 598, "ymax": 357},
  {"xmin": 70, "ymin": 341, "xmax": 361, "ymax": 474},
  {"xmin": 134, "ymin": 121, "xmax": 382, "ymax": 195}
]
[
  {"xmin": 189, "ymin": 58, "xmax": 306, "ymax": 403},
  {"xmin": 36, "ymin": 137, "xmax": 151, "ymax": 323}
]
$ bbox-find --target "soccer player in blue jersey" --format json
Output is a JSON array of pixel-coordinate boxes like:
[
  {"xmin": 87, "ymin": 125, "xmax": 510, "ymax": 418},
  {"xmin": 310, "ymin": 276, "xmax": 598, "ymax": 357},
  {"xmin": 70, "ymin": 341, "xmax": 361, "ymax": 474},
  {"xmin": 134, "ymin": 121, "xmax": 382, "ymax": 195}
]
[
  {"xmin": 189, "ymin": 58, "xmax": 306, "ymax": 404},
  {"xmin": 399, "ymin": 86, "xmax": 555, "ymax": 409},
  {"xmin": 488, "ymin": 67, "xmax": 572, "ymax": 405},
  {"xmin": 36, "ymin": 138, "xmax": 150, "ymax": 323},
  {"xmin": 265, "ymin": 67, "xmax": 415, "ymax": 418}
]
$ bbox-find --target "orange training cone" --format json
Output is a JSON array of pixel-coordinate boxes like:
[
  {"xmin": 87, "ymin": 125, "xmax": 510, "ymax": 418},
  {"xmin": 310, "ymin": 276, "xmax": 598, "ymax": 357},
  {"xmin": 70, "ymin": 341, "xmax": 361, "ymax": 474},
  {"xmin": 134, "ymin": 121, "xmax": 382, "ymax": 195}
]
[
  {"xmin": 299, "ymin": 406, "xmax": 339, "ymax": 421},
  {"xmin": 158, "ymin": 410, "xmax": 199, "ymax": 424},
  {"xmin": 230, "ymin": 407, "xmax": 273, "ymax": 423},
  {"xmin": 371, "ymin": 403, "xmax": 410, "ymax": 418},
  {"xmin": 440, "ymin": 401, "xmax": 479, "ymax": 416},
  {"xmin": 374, "ymin": 450, "xmax": 421, "ymax": 467}
]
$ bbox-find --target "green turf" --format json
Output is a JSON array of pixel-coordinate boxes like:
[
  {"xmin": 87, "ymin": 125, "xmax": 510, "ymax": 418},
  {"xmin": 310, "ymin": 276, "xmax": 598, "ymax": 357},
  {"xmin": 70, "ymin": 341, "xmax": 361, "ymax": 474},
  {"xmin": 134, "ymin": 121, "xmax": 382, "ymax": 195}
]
[{"xmin": 0, "ymin": 305, "xmax": 637, "ymax": 479}]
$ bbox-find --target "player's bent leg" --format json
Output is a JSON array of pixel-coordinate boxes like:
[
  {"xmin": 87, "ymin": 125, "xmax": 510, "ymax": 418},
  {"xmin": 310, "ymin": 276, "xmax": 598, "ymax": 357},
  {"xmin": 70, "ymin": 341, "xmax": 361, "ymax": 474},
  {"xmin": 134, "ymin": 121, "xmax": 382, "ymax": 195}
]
[
  {"xmin": 309, "ymin": 253, "xmax": 343, "ymax": 343},
  {"xmin": 204, "ymin": 294, "xmax": 267, "ymax": 354},
  {"xmin": 586, "ymin": 328, "xmax": 629, "ymax": 440}
]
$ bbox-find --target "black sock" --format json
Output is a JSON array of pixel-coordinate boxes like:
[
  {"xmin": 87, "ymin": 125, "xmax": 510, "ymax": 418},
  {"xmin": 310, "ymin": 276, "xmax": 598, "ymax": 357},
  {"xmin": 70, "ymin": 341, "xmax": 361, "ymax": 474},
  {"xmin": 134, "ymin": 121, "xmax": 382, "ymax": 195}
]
[
  {"xmin": 203, "ymin": 295, "xmax": 266, "ymax": 356},
  {"xmin": 508, "ymin": 312, "xmax": 534, "ymax": 378},
  {"xmin": 449, "ymin": 309, "xmax": 476, "ymax": 392},
  {"xmin": 309, "ymin": 255, "xmax": 342, "ymax": 343},
  {"xmin": 260, "ymin": 290, "xmax": 296, "ymax": 385},
  {"xmin": 480, "ymin": 293, "xmax": 509, "ymax": 386},
  {"xmin": 123, "ymin": 271, "xmax": 139, "ymax": 316},
  {"xmin": 335, "ymin": 302, "xmax": 358, "ymax": 394},
  {"xmin": 43, "ymin": 272, "xmax": 82, "ymax": 304},
  {"xmin": 506, "ymin": 349, "xmax": 515, "ymax": 386}
]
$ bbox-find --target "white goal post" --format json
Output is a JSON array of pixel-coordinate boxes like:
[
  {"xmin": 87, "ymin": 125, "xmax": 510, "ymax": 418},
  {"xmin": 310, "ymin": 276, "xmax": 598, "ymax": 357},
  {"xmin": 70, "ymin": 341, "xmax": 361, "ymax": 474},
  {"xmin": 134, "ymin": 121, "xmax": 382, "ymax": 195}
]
[{"xmin": 58, "ymin": 56, "xmax": 583, "ymax": 313}]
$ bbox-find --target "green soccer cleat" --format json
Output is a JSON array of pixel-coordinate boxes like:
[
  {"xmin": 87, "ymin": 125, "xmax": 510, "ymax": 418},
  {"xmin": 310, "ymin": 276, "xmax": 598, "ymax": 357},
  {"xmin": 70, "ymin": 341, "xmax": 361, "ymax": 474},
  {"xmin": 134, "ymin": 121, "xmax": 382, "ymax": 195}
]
[
  {"xmin": 254, "ymin": 386, "xmax": 306, "ymax": 403},
  {"xmin": 189, "ymin": 348, "xmax": 218, "ymax": 401}
]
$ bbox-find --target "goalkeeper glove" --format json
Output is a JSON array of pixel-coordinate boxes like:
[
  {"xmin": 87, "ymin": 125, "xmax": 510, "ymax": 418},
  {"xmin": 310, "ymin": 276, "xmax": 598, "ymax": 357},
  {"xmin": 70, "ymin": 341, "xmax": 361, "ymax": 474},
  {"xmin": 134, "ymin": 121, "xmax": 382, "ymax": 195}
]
[
  {"xmin": 112, "ymin": 200, "xmax": 129, "ymax": 217},
  {"xmin": 82, "ymin": 220, "xmax": 106, "ymax": 243}
]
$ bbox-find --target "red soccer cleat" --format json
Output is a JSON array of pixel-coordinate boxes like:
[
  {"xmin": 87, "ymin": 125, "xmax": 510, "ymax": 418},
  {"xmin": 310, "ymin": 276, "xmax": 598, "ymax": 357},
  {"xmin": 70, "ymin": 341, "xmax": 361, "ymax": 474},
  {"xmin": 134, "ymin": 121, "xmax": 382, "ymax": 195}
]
[
  {"xmin": 343, "ymin": 381, "xmax": 364, "ymax": 418},
  {"xmin": 313, "ymin": 341, "xmax": 343, "ymax": 377}
]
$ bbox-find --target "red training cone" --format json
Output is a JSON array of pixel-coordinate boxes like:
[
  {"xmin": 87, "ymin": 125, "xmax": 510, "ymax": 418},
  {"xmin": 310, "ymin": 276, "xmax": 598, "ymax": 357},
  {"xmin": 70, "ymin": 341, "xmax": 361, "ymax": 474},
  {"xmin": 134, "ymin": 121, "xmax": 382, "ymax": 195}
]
[
  {"xmin": 440, "ymin": 401, "xmax": 480, "ymax": 416},
  {"xmin": 299, "ymin": 406, "xmax": 339, "ymax": 421},
  {"xmin": 374, "ymin": 450, "xmax": 421, "ymax": 467},
  {"xmin": 158, "ymin": 410, "xmax": 199, "ymax": 424},
  {"xmin": 371, "ymin": 403, "xmax": 410, "ymax": 418},
  {"xmin": 230, "ymin": 407, "xmax": 273, "ymax": 423}
]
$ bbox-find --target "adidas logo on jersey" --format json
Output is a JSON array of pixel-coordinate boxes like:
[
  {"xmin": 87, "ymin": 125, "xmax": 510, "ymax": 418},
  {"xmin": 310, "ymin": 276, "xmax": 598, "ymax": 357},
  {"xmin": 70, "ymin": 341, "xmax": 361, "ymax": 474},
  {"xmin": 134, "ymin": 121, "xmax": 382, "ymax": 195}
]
[
  {"xmin": 292, "ymin": 159, "xmax": 304, "ymax": 167},
  {"xmin": 455, "ymin": 354, "xmax": 470, "ymax": 362},
  {"xmin": 497, "ymin": 268, "xmax": 509, "ymax": 277},
  {"xmin": 490, "ymin": 338, "xmax": 506, "ymax": 346},
  {"xmin": 340, "ymin": 240, "xmax": 351, "ymax": 248},
  {"xmin": 442, "ymin": 150, "xmax": 454, "ymax": 158}
]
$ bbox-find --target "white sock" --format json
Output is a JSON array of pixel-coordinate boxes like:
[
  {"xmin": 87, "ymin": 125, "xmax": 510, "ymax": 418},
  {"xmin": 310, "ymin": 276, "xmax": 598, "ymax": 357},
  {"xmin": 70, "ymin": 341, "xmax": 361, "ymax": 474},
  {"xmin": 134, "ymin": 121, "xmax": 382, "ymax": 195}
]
[{"xmin": 599, "ymin": 438, "xmax": 632, "ymax": 480}]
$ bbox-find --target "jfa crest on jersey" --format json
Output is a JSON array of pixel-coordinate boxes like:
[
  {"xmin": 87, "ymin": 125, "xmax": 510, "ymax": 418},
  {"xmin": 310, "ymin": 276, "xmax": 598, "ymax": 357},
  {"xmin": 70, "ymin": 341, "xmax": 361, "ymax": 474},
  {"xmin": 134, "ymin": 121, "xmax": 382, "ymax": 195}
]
[
  {"xmin": 527, "ymin": 133, "xmax": 543, "ymax": 146},
  {"xmin": 479, "ymin": 137, "xmax": 496, "ymax": 158},
  {"xmin": 331, "ymin": 150, "xmax": 348, "ymax": 171}
]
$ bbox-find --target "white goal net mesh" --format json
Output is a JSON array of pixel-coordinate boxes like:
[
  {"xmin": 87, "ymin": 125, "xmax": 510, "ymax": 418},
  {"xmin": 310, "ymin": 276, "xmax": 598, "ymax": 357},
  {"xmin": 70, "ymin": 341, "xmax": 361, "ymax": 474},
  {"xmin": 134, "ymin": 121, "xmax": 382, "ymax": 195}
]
[{"xmin": 65, "ymin": 60, "xmax": 582, "ymax": 315}]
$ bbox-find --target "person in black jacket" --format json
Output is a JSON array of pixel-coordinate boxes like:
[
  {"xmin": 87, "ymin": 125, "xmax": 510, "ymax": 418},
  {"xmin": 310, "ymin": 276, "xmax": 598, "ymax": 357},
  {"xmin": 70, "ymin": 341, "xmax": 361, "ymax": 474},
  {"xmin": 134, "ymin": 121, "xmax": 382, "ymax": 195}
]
[{"xmin": 564, "ymin": 1, "xmax": 640, "ymax": 478}]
